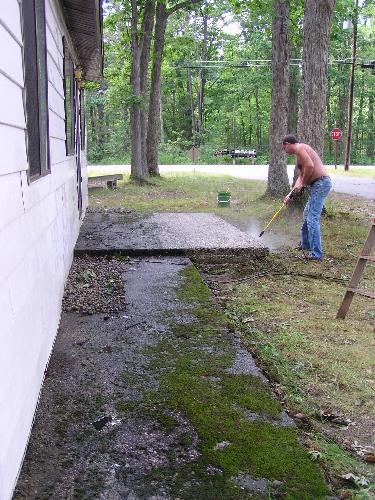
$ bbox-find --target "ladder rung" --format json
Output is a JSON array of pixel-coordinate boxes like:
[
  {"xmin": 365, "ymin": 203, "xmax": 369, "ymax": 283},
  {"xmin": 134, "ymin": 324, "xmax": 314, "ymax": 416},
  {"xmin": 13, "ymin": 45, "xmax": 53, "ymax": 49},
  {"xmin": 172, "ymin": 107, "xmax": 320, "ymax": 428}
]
[
  {"xmin": 359, "ymin": 255, "xmax": 375, "ymax": 262},
  {"xmin": 347, "ymin": 288, "xmax": 375, "ymax": 299}
]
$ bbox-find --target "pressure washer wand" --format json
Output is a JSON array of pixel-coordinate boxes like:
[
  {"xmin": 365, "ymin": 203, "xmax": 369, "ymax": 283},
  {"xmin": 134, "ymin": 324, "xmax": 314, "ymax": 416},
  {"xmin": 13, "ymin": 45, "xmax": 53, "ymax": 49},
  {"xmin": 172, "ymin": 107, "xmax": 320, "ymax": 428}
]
[{"xmin": 259, "ymin": 190, "xmax": 295, "ymax": 237}]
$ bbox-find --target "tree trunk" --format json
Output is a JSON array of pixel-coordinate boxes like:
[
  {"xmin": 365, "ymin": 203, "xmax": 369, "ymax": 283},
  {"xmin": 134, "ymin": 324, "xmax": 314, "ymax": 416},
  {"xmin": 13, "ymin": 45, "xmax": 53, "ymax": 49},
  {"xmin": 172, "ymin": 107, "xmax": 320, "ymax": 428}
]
[
  {"xmin": 354, "ymin": 69, "xmax": 365, "ymax": 154},
  {"xmin": 159, "ymin": 94, "xmax": 165, "ymax": 144},
  {"xmin": 98, "ymin": 80, "xmax": 107, "ymax": 152},
  {"xmin": 297, "ymin": 0, "xmax": 335, "ymax": 157},
  {"xmin": 140, "ymin": 0, "xmax": 156, "ymax": 176},
  {"xmin": 255, "ymin": 90, "xmax": 261, "ymax": 149},
  {"xmin": 197, "ymin": 13, "xmax": 208, "ymax": 139},
  {"xmin": 326, "ymin": 74, "xmax": 333, "ymax": 158},
  {"xmin": 240, "ymin": 111, "xmax": 245, "ymax": 146},
  {"xmin": 187, "ymin": 67, "xmax": 196, "ymax": 138},
  {"xmin": 147, "ymin": 1, "xmax": 168, "ymax": 176},
  {"xmin": 90, "ymin": 107, "xmax": 96, "ymax": 146},
  {"xmin": 338, "ymin": 75, "xmax": 348, "ymax": 158},
  {"xmin": 287, "ymin": 64, "xmax": 298, "ymax": 134},
  {"xmin": 232, "ymin": 108, "xmax": 236, "ymax": 148},
  {"xmin": 344, "ymin": 0, "xmax": 359, "ymax": 170},
  {"xmin": 266, "ymin": 0, "xmax": 290, "ymax": 198},
  {"xmin": 294, "ymin": 0, "xmax": 335, "ymax": 204},
  {"xmin": 248, "ymin": 97, "xmax": 253, "ymax": 146},
  {"xmin": 367, "ymin": 94, "xmax": 374, "ymax": 157},
  {"xmin": 130, "ymin": 0, "xmax": 144, "ymax": 181}
]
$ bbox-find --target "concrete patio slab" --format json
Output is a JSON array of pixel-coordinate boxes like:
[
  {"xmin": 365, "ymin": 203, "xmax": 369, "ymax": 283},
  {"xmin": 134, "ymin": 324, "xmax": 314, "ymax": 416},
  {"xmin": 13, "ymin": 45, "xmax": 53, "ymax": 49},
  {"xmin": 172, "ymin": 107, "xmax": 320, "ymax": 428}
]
[{"xmin": 75, "ymin": 210, "xmax": 268, "ymax": 257}]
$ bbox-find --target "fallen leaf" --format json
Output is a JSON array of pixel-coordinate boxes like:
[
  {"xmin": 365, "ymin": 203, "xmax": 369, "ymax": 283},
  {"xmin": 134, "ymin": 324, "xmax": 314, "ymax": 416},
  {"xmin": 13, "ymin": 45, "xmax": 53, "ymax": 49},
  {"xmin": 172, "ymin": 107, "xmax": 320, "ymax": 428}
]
[
  {"xmin": 319, "ymin": 410, "xmax": 351, "ymax": 426},
  {"xmin": 341, "ymin": 473, "xmax": 370, "ymax": 488},
  {"xmin": 364, "ymin": 453, "xmax": 375, "ymax": 463},
  {"xmin": 308, "ymin": 450, "xmax": 322, "ymax": 461},
  {"xmin": 214, "ymin": 441, "xmax": 231, "ymax": 451},
  {"xmin": 293, "ymin": 412, "xmax": 308, "ymax": 421},
  {"xmin": 242, "ymin": 317, "xmax": 255, "ymax": 323}
]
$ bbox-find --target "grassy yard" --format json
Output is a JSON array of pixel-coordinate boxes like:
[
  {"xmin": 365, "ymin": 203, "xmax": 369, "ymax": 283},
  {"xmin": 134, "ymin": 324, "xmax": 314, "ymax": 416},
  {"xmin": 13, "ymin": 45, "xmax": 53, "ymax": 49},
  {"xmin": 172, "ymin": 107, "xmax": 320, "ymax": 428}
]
[
  {"xmin": 326, "ymin": 166, "xmax": 375, "ymax": 177},
  {"xmin": 88, "ymin": 165, "xmax": 375, "ymax": 178},
  {"xmin": 89, "ymin": 172, "xmax": 375, "ymax": 498}
]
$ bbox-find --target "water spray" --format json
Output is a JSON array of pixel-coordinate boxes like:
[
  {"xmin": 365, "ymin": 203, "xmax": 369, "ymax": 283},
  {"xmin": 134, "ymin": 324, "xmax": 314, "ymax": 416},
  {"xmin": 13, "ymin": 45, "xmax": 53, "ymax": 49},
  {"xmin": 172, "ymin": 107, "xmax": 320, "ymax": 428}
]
[{"xmin": 259, "ymin": 190, "xmax": 295, "ymax": 237}]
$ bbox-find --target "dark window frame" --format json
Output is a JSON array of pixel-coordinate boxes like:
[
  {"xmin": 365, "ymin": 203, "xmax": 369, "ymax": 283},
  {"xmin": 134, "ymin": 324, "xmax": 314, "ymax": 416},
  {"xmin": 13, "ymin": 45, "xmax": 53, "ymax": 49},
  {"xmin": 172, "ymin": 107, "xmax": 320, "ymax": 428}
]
[
  {"xmin": 63, "ymin": 38, "xmax": 76, "ymax": 156},
  {"xmin": 21, "ymin": 0, "xmax": 50, "ymax": 181}
]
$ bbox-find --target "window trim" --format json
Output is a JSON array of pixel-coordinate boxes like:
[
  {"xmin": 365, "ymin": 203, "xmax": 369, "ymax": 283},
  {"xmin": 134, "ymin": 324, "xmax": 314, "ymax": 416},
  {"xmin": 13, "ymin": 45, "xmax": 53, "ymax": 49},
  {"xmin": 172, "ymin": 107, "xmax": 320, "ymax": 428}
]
[
  {"xmin": 21, "ymin": 0, "xmax": 50, "ymax": 181},
  {"xmin": 63, "ymin": 38, "xmax": 76, "ymax": 157}
]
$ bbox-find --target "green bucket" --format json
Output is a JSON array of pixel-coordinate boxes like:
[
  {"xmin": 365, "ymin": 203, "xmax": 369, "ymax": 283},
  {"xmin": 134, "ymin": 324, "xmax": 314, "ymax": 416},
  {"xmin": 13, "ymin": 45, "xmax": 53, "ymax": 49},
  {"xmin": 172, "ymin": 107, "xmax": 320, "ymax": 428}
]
[{"xmin": 217, "ymin": 191, "xmax": 231, "ymax": 207}]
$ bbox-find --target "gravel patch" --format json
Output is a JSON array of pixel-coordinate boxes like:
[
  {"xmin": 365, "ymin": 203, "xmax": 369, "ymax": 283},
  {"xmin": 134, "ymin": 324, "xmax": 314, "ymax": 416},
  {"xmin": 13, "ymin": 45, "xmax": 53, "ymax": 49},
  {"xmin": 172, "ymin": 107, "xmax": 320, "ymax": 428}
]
[{"xmin": 62, "ymin": 255, "xmax": 126, "ymax": 314}]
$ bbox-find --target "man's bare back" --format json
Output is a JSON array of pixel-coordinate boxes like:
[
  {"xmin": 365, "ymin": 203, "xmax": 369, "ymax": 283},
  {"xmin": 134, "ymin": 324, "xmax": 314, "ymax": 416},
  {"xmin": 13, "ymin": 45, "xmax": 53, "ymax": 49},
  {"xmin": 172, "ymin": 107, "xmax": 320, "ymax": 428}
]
[{"xmin": 295, "ymin": 143, "xmax": 328, "ymax": 186}]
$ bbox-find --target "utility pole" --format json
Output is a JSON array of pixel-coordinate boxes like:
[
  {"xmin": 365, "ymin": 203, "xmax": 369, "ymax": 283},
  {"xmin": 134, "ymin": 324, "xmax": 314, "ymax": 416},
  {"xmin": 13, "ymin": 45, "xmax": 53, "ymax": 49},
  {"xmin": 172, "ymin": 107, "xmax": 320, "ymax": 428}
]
[{"xmin": 344, "ymin": 0, "xmax": 359, "ymax": 171}]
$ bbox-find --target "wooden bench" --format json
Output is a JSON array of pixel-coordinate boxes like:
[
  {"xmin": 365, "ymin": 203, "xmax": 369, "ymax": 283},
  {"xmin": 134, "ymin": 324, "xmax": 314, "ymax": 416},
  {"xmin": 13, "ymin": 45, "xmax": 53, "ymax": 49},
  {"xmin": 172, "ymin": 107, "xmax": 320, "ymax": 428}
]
[{"xmin": 88, "ymin": 174, "xmax": 123, "ymax": 189}]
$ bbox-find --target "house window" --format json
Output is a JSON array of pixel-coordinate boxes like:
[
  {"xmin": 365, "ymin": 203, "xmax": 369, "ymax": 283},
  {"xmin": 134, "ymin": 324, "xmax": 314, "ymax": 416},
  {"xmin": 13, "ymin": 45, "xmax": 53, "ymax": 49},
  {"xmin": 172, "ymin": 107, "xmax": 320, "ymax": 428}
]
[
  {"xmin": 63, "ymin": 39, "xmax": 75, "ymax": 156},
  {"xmin": 21, "ymin": 0, "xmax": 50, "ymax": 180}
]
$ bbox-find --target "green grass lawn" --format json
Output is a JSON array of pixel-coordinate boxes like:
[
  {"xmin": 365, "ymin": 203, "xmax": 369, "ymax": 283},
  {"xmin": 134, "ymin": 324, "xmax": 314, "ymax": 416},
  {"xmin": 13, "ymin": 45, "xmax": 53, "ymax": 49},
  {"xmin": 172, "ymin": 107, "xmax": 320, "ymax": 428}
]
[
  {"xmin": 88, "ymin": 165, "xmax": 375, "ymax": 178},
  {"xmin": 326, "ymin": 166, "xmax": 375, "ymax": 177}
]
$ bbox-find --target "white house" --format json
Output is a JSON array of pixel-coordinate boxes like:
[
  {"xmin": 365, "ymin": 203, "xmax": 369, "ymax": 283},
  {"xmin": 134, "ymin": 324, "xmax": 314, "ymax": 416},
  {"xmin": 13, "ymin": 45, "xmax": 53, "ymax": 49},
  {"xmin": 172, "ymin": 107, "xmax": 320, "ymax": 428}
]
[{"xmin": 0, "ymin": 1, "xmax": 103, "ymax": 498}]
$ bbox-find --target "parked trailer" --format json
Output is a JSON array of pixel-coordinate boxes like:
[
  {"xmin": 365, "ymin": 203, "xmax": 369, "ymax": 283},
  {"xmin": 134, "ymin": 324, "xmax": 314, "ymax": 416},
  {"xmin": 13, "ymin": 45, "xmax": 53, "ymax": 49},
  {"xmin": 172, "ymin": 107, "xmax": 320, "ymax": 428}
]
[{"xmin": 214, "ymin": 148, "xmax": 257, "ymax": 158}]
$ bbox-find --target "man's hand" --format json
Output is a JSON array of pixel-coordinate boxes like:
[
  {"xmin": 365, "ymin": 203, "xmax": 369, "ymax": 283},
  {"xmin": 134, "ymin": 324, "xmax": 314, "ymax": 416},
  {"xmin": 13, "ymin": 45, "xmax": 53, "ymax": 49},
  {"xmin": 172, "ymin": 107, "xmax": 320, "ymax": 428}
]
[
  {"xmin": 284, "ymin": 190, "xmax": 294, "ymax": 205},
  {"xmin": 284, "ymin": 194, "xmax": 292, "ymax": 205}
]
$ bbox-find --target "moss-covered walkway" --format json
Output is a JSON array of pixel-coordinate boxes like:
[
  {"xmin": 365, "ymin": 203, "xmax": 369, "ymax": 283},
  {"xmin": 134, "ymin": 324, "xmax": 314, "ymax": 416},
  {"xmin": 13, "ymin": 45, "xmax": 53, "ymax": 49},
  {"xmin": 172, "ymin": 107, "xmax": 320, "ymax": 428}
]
[{"xmin": 15, "ymin": 254, "xmax": 329, "ymax": 499}]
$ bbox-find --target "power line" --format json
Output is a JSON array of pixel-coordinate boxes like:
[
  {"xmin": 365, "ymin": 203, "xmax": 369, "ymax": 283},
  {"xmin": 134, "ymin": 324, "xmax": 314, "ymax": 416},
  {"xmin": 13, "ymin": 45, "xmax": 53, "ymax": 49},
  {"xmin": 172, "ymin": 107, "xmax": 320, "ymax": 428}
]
[{"xmin": 174, "ymin": 58, "xmax": 375, "ymax": 70}]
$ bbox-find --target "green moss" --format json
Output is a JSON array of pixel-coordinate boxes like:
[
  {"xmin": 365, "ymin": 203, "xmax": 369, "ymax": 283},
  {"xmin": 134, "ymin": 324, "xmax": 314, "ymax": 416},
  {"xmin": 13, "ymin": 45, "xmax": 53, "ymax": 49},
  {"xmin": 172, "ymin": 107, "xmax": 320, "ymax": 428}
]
[
  {"xmin": 115, "ymin": 399, "xmax": 138, "ymax": 415},
  {"xmin": 94, "ymin": 394, "xmax": 107, "ymax": 411},
  {"xmin": 121, "ymin": 371, "xmax": 144, "ymax": 386},
  {"xmin": 154, "ymin": 412, "xmax": 179, "ymax": 432},
  {"xmin": 138, "ymin": 264, "xmax": 329, "ymax": 498},
  {"xmin": 220, "ymin": 373, "xmax": 281, "ymax": 417}
]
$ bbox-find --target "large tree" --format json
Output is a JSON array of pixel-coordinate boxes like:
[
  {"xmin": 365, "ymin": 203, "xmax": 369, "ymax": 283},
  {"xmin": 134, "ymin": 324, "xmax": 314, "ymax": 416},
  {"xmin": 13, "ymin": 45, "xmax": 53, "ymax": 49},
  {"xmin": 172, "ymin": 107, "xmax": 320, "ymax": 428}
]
[
  {"xmin": 297, "ymin": 0, "xmax": 335, "ymax": 157},
  {"xmin": 266, "ymin": 0, "xmax": 291, "ymax": 198},
  {"xmin": 146, "ymin": 0, "xmax": 202, "ymax": 176},
  {"xmin": 290, "ymin": 0, "xmax": 335, "ymax": 203},
  {"xmin": 129, "ymin": 0, "xmax": 155, "ymax": 181}
]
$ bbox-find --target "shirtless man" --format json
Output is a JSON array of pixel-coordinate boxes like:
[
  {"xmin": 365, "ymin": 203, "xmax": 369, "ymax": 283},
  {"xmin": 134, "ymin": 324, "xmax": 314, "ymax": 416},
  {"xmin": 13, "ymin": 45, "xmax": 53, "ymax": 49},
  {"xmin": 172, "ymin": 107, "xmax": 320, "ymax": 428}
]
[{"xmin": 282, "ymin": 134, "xmax": 332, "ymax": 261}]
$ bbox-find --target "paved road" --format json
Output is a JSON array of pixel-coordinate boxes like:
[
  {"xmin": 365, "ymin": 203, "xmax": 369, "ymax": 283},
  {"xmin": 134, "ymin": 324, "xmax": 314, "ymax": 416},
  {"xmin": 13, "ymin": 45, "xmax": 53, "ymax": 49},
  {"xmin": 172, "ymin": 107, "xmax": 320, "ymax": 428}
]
[{"xmin": 88, "ymin": 164, "xmax": 374, "ymax": 200}]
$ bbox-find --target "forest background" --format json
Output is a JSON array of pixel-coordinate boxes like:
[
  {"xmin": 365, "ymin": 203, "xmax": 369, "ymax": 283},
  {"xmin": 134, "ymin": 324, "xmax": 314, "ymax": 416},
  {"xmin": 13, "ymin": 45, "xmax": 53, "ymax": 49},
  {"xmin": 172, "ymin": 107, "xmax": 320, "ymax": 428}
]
[{"xmin": 86, "ymin": 0, "xmax": 374, "ymax": 168}]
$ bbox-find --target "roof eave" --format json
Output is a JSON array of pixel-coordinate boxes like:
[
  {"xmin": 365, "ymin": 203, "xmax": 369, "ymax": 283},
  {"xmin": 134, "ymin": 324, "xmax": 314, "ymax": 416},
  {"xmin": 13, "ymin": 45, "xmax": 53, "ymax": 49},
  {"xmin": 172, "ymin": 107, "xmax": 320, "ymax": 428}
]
[{"xmin": 60, "ymin": 0, "xmax": 103, "ymax": 81}]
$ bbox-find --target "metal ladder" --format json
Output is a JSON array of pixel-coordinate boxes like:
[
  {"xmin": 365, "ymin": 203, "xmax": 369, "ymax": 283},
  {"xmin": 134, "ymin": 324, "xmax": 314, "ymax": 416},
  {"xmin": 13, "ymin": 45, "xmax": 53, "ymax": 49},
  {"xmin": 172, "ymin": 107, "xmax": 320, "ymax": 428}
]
[{"xmin": 336, "ymin": 220, "xmax": 375, "ymax": 319}]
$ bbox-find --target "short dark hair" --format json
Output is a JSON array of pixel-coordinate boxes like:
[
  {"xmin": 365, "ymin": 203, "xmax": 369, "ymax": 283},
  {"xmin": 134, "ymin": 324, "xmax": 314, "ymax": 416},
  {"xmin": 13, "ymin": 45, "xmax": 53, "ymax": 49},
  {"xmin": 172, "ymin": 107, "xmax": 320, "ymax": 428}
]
[{"xmin": 283, "ymin": 134, "xmax": 298, "ymax": 144}]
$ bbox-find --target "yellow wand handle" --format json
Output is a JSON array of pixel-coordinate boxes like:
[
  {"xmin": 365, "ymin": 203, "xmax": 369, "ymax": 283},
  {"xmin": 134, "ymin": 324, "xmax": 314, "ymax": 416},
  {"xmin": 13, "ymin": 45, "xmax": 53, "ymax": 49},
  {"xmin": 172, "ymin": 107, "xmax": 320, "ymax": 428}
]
[{"xmin": 259, "ymin": 203, "xmax": 286, "ymax": 237}]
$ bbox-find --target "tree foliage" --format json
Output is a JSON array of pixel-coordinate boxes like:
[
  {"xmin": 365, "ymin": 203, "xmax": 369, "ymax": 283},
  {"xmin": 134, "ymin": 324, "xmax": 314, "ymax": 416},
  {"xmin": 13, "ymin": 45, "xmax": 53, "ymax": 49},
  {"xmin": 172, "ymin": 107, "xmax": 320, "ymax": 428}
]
[{"xmin": 86, "ymin": 0, "xmax": 375, "ymax": 173}]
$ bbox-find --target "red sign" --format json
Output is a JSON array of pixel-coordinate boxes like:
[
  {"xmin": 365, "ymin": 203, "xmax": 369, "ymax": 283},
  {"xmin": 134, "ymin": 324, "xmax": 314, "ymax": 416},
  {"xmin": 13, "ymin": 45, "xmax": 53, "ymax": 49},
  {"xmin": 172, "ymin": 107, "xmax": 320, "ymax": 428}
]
[{"xmin": 330, "ymin": 128, "xmax": 342, "ymax": 140}]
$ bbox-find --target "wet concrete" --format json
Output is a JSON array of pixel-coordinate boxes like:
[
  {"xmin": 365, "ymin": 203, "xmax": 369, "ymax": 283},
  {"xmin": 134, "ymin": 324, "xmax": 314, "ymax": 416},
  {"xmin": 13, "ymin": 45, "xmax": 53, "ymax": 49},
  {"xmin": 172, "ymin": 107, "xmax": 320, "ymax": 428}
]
[
  {"xmin": 76, "ymin": 211, "xmax": 267, "ymax": 257},
  {"xmin": 15, "ymin": 257, "xmax": 196, "ymax": 499},
  {"xmin": 222, "ymin": 215, "xmax": 298, "ymax": 251}
]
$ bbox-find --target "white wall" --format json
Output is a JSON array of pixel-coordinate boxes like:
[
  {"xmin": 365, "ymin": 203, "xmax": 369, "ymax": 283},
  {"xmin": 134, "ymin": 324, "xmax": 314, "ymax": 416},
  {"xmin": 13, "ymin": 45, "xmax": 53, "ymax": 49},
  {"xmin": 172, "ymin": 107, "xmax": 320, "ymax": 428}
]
[{"xmin": 0, "ymin": 1, "xmax": 88, "ymax": 498}]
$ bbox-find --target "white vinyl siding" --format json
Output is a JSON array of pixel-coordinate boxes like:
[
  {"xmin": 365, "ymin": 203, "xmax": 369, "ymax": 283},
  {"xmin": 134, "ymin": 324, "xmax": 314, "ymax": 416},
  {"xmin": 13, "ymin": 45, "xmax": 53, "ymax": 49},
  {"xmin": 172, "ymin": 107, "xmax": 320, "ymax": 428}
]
[{"xmin": 0, "ymin": 0, "xmax": 89, "ymax": 498}]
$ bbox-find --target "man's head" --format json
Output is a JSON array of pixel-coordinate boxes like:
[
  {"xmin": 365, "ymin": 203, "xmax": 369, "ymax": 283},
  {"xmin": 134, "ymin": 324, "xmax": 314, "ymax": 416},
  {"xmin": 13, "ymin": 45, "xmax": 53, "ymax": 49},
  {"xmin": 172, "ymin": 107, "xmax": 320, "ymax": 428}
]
[{"xmin": 282, "ymin": 134, "xmax": 298, "ymax": 154}]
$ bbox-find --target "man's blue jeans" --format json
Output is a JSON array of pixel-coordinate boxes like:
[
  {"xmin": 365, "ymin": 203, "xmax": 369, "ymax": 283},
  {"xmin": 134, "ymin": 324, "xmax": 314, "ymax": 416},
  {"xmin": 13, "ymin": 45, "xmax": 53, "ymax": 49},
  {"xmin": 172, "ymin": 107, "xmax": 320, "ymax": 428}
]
[{"xmin": 301, "ymin": 176, "xmax": 332, "ymax": 260}]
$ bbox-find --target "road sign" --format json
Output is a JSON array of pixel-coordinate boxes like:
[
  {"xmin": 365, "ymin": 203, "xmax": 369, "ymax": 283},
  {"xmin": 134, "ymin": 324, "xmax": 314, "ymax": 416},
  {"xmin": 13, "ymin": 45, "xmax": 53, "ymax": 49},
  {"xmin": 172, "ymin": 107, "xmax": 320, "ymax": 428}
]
[
  {"xmin": 187, "ymin": 146, "xmax": 200, "ymax": 162},
  {"xmin": 330, "ymin": 128, "xmax": 342, "ymax": 140}
]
